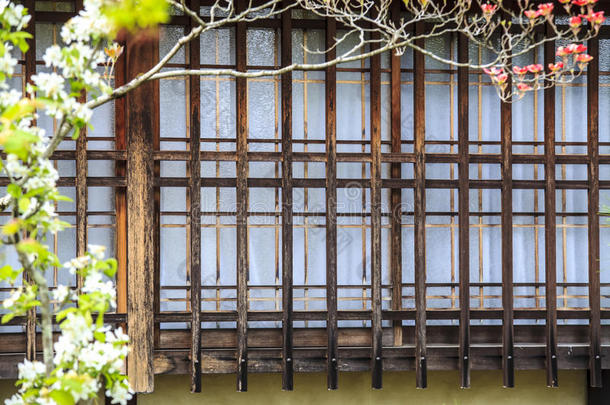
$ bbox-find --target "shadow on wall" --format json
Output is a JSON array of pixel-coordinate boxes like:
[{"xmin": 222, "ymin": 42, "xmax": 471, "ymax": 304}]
[{"xmin": 0, "ymin": 370, "xmax": 583, "ymax": 405}]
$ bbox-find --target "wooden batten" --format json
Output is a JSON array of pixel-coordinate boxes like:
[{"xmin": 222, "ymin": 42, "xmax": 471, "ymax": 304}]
[
  {"xmin": 544, "ymin": 24, "xmax": 558, "ymax": 388},
  {"xmin": 125, "ymin": 30, "xmax": 159, "ymax": 393},
  {"xmin": 413, "ymin": 22, "xmax": 427, "ymax": 389},
  {"xmin": 325, "ymin": 16, "xmax": 339, "ymax": 391}
]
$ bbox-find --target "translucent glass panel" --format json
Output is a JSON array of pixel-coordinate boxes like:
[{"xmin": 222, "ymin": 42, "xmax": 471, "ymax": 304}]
[{"xmin": 159, "ymin": 25, "xmax": 189, "ymax": 323}]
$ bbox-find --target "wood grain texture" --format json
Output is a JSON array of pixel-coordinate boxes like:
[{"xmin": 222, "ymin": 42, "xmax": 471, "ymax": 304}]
[
  {"xmin": 389, "ymin": 0, "xmax": 403, "ymax": 349},
  {"xmin": 114, "ymin": 38, "xmax": 128, "ymax": 316},
  {"xmin": 501, "ymin": 56, "xmax": 514, "ymax": 389},
  {"xmin": 544, "ymin": 25, "xmax": 558, "ymax": 388},
  {"xmin": 457, "ymin": 32, "xmax": 470, "ymax": 389},
  {"xmin": 413, "ymin": 22, "xmax": 427, "ymax": 389},
  {"xmin": 188, "ymin": 0, "xmax": 202, "ymax": 393},
  {"xmin": 76, "ymin": 93, "xmax": 87, "ymax": 291},
  {"xmin": 126, "ymin": 31, "xmax": 158, "ymax": 393},
  {"xmin": 23, "ymin": 0, "xmax": 36, "ymax": 363},
  {"xmin": 370, "ymin": 22, "xmax": 383, "ymax": 390},
  {"xmin": 281, "ymin": 1, "xmax": 294, "ymax": 392},
  {"xmin": 235, "ymin": 0, "xmax": 249, "ymax": 392},
  {"xmin": 325, "ymin": 16, "xmax": 339, "ymax": 391},
  {"xmin": 587, "ymin": 37, "xmax": 601, "ymax": 389}
]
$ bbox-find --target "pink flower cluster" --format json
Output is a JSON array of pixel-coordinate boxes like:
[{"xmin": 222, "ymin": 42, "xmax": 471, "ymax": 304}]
[{"xmin": 480, "ymin": 0, "xmax": 604, "ymax": 95}]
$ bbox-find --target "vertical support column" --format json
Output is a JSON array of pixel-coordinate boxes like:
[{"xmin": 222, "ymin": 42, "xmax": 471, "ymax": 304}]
[
  {"xmin": 125, "ymin": 31, "xmax": 158, "ymax": 394},
  {"xmin": 457, "ymin": 32, "xmax": 470, "ymax": 389},
  {"xmin": 280, "ymin": 2, "xmax": 294, "ymax": 392},
  {"xmin": 370, "ymin": 22, "xmax": 382, "ymax": 390},
  {"xmin": 325, "ymin": 17, "xmax": 338, "ymax": 391},
  {"xmin": 188, "ymin": 0, "xmax": 202, "ymax": 393},
  {"xmin": 501, "ymin": 62, "xmax": 514, "ymax": 389},
  {"xmin": 75, "ymin": 0, "xmax": 86, "ymax": 287},
  {"xmin": 413, "ymin": 22, "xmax": 427, "ymax": 389},
  {"xmin": 115, "ymin": 36, "xmax": 128, "ymax": 316},
  {"xmin": 544, "ymin": 25, "xmax": 558, "ymax": 388},
  {"xmin": 23, "ymin": 0, "xmax": 36, "ymax": 362},
  {"xmin": 389, "ymin": 0, "xmax": 403, "ymax": 349},
  {"xmin": 235, "ymin": 0, "xmax": 249, "ymax": 392},
  {"xmin": 587, "ymin": 37, "xmax": 601, "ymax": 389}
]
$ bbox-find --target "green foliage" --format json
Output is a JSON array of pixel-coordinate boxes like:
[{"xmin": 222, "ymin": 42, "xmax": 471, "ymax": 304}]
[{"xmin": 102, "ymin": 0, "xmax": 170, "ymax": 33}]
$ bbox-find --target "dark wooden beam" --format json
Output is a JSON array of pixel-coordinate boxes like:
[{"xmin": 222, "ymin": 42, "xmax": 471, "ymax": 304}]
[
  {"xmin": 544, "ymin": 23, "xmax": 558, "ymax": 388},
  {"xmin": 413, "ymin": 22, "xmax": 427, "ymax": 389},
  {"xmin": 235, "ymin": 0, "xmax": 249, "ymax": 392},
  {"xmin": 457, "ymin": 32, "xmax": 470, "ymax": 389},
  {"xmin": 114, "ymin": 37, "xmax": 128, "ymax": 317},
  {"xmin": 188, "ymin": 0, "xmax": 202, "ymax": 393},
  {"xmin": 281, "ymin": 0, "xmax": 294, "ymax": 391},
  {"xmin": 587, "ymin": 36, "xmax": 602, "ymax": 389},
  {"xmin": 390, "ymin": 0, "xmax": 403, "ymax": 349},
  {"xmin": 23, "ymin": 0, "xmax": 36, "ymax": 363},
  {"xmin": 325, "ymin": 16, "xmax": 339, "ymax": 391},
  {"xmin": 370, "ymin": 17, "xmax": 383, "ymax": 390},
  {"xmin": 501, "ymin": 51, "xmax": 514, "ymax": 390},
  {"xmin": 125, "ymin": 29, "xmax": 158, "ymax": 393}
]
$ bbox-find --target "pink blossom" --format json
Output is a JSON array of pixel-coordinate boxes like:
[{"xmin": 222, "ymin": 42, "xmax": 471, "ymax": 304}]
[
  {"xmin": 537, "ymin": 3, "xmax": 554, "ymax": 16},
  {"xmin": 527, "ymin": 64, "xmax": 543, "ymax": 74},
  {"xmin": 548, "ymin": 62, "xmax": 564, "ymax": 72}
]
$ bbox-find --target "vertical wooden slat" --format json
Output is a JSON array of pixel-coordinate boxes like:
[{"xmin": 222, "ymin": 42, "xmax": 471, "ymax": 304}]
[
  {"xmin": 76, "ymin": 106, "xmax": 87, "ymax": 281},
  {"xmin": 389, "ymin": 0, "xmax": 403, "ymax": 349},
  {"xmin": 543, "ymin": 25, "xmax": 558, "ymax": 388},
  {"xmin": 325, "ymin": 16, "xmax": 338, "ymax": 391},
  {"xmin": 125, "ymin": 30, "xmax": 157, "ymax": 394},
  {"xmin": 152, "ymin": 40, "xmax": 161, "ymax": 352},
  {"xmin": 413, "ymin": 22, "xmax": 427, "ymax": 389},
  {"xmin": 370, "ymin": 21, "xmax": 382, "ymax": 390},
  {"xmin": 23, "ymin": 0, "xmax": 36, "ymax": 362},
  {"xmin": 501, "ymin": 59, "xmax": 514, "ymax": 389},
  {"xmin": 235, "ymin": 0, "xmax": 249, "ymax": 392},
  {"xmin": 280, "ymin": 2, "xmax": 294, "ymax": 392},
  {"xmin": 188, "ymin": 0, "xmax": 202, "ymax": 393},
  {"xmin": 74, "ymin": 0, "xmax": 86, "ymax": 294},
  {"xmin": 457, "ymin": 32, "xmax": 470, "ymax": 389},
  {"xmin": 114, "ymin": 36, "xmax": 128, "ymax": 316},
  {"xmin": 587, "ymin": 36, "xmax": 601, "ymax": 389}
]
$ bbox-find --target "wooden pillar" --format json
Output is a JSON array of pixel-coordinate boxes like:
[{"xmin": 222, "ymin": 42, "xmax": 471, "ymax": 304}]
[
  {"xmin": 457, "ymin": 32, "xmax": 470, "ymax": 389},
  {"xmin": 325, "ymin": 16, "xmax": 339, "ymax": 391},
  {"xmin": 188, "ymin": 0, "xmax": 202, "ymax": 393},
  {"xmin": 501, "ymin": 56, "xmax": 514, "ymax": 390},
  {"xmin": 413, "ymin": 22, "xmax": 427, "ymax": 389},
  {"xmin": 23, "ymin": 0, "xmax": 36, "ymax": 363},
  {"xmin": 389, "ymin": 0, "xmax": 403, "ymax": 349},
  {"xmin": 280, "ymin": 1, "xmax": 294, "ymax": 392},
  {"xmin": 587, "ymin": 36, "xmax": 601, "ymax": 389},
  {"xmin": 125, "ymin": 30, "xmax": 158, "ymax": 393},
  {"xmin": 544, "ymin": 23, "xmax": 558, "ymax": 388},
  {"xmin": 235, "ymin": 0, "xmax": 249, "ymax": 392},
  {"xmin": 370, "ymin": 19, "xmax": 383, "ymax": 390}
]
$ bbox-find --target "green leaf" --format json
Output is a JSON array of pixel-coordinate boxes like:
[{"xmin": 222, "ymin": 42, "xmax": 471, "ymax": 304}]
[
  {"xmin": 2, "ymin": 313, "xmax": 15, "ymax": 324},
  {"xmin": 49, "ymin": 390, "xmax": 75, "ymax": 405},
  {"xmin": 2, "ymin": 220, "xmax": 20, "ymax": 236},
  {"xmin": 94, "ymin": 330, "xmax": 106, "ymax": 342},
  {"xmin": 18, "ymin": 197, "xmax": 30, "ymax": 214},
  {"xmin": 7, "ymin": 184, "xmax": 22, "ymax": 198},
  {"xmin": 0, "ymin": 265, "xmax": 20, "ymax": 282}
]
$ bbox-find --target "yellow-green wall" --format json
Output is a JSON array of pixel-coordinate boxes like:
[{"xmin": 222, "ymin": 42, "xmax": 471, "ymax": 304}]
[{"xmin": 0, "ymin": 370, "xmax": 587, "ymax": 404}]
